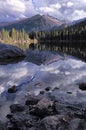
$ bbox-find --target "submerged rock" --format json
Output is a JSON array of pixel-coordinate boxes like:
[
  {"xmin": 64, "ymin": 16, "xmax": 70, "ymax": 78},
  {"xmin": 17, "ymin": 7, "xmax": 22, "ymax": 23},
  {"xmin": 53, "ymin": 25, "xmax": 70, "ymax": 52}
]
[
  {"xmin": 45, "ymin": 87, "xmax": 51, "ymax": 91},
  {"xmin": 39, "ymin": 90, "xmax": 45, "ymax": 94},
  {"xmin": 8, "ymin": 85, "xmax": 17, "ymax": 93},
  {"xmin": 10, "ymin": 104, "xmax": 25, "ymax": 113},
  {"xmin": 79, "ymin": 83, "xmax": 86, "ymax": 91},
  {"xmin": 0, "ymin": 121, "xmax": 8, "ymax": 130}
]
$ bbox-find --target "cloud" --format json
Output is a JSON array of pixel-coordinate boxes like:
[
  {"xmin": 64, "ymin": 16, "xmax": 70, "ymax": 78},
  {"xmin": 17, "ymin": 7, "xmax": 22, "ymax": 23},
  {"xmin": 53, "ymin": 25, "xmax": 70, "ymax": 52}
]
[
  {"xmin": 0, "ymin": 0, "xmax": 37, "ymax": 21},
  {"xmin": 72, "ymin": 10, "xmax": 86, "ymax": 20},
  {"xmin": 67, "ymin": 2, "xmax": 74, "ymax": 7},
  {"xmin": 38, "ymin": 3, "xmax": 61, "ymax": 13},
  {"xmin": 0, "ymin": 0, "xmax": 26, "ymax": 21},
  {"xmin": 39, "ymin": 7, "xmax": 54, "ymax": 13},
  {"xmin": 0, "ymin": 0, "xmax": 86, "ymax": 22},
  {"xmin": 0, "ymin": 0, "xmax": 26, "ymax": 15},
  {"xmin": 32, "ymin": 0, "xmax": 86, "ymax": 21}
]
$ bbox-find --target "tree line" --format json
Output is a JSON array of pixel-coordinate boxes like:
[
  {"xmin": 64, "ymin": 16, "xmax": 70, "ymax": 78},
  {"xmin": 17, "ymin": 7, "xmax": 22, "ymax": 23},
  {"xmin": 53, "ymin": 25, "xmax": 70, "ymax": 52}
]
[
  {"xmin": 0, "ymin": 28, "xmax": 37, "ymax": 50},
  {"xmin": 30, "ymin": 20, "xmax": 86, "ymax": 61},
  {"xmin": 0, "ymin": 20, "xmax": 86, "ymax": 60}
]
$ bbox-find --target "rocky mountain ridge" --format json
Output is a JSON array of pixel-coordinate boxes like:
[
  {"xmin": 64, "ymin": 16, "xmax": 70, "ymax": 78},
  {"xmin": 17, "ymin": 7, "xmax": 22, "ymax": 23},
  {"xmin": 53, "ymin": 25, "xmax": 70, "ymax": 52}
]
[{"xmin": 0, "ymin": 14, "xmax": 66, "ymax": 32}]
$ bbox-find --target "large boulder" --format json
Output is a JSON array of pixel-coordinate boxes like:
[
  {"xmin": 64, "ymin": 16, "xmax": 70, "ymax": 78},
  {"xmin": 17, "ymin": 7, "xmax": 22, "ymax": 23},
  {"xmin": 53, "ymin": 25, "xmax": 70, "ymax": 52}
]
[
  {"xmin": 30, "ymin": 98, "xmax": 54, "ymax": 117},
  {"xmin": 38, "ymin": 115, "xmax": 67, "ymax": 130},
  {"xmin": 0, "ymin": 43, "xmax": 25, "ymax": 61}
]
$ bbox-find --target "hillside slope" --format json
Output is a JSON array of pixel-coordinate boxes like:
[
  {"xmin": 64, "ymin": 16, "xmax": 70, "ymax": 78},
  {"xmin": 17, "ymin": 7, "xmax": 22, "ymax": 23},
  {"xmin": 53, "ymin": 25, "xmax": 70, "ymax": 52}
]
[{"xmin": 0, "ymin": 14, "xmax": 65, "ymax": 32}]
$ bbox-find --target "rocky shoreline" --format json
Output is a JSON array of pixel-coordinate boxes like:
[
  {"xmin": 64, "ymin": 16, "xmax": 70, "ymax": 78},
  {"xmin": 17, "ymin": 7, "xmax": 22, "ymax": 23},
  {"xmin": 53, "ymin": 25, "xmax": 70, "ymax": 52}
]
[
  {"xmin": 0, "ymin": 47, "xmax": 86, "ymax": 130},
  {"xmin": 0, "ymin": 83, "xmax": 86, "ymax": 130}
]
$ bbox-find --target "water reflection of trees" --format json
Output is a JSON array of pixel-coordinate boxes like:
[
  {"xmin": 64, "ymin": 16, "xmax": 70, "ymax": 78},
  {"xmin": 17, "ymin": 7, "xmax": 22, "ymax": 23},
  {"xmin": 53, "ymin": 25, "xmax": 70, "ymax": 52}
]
[{"xmin": 30, "ymin": 41, "xmax": 86, "ymax": 61}]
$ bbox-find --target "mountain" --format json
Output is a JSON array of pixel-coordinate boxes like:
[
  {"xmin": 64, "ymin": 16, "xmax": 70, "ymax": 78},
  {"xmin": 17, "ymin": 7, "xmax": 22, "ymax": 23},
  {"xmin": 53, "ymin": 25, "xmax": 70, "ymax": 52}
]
[
  {"xmin": 70, "ymin": 17, "xmax": 86, "ymax": 25},
  {"xmin": 0, "ymin": 22, "xmax": 10, "ymax": 27},
  {"xmin": 0, "ymin": 14, "xmax": 66, "ymax": 32}
]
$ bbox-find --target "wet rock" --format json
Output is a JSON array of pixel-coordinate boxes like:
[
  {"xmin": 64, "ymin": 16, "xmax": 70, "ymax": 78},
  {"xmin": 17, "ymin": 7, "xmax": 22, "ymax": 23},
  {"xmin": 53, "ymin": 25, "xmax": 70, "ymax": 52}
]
[
  {"xmin": 8, "ymin": 85, "xmax": 17, "ymax": 93},
  {"xmin": 6, "ymin": 114, "xmax": 13, "ymax": 119},
  {"xmin": 79, "ymin": 83, "xmax": 86, "ymax": 91},
  {"xmin": 10, "ymin": 104, "xmax": 25, "ymax": 113},
  {"xmin": 39, "ymin": 115, "xmax": 66, "ymax": 130},
  {"xmin": 83, "ymin": 109, "xmax": 86, "ymax": 120},
  {"xmin": 25, "ymin": 95, "xmax": 40, "ymax": 106},
  {"xmin": 29, "ymin": 127, "xmax": 38, "ymax": 130},
  {"xmin": 77, "ymin": 119, "xmax": 86, "ymax": 130},
  {"xmin": 7, "ymin": 115, "xmax": 25, "ymax": 130},
  {"xmin": 52, "ymin": 101, "xmax": 66, "ymax": 114},
  {"xmin": 35, "ymin": 82, "xmax": 43, "ymax": 86},
  {"xmin": 45, "ymin": 87, "xmax": 51, "ymax": 91},
  {"xmin": 52, "ymin": 87, "xmax": 59, "ymax": 91},
  {"xmin": 7, "ymin": 112, "xmax": 38, "ymax": 130},
  {"xmin": 52, "ymin": 101, "xmax": 81, "ymax": 117},
  {"xmin": 39, "ymin": 115, "xmax": 82, "ymax": 130},
  {"xmin": 68, "ymin": 118, "xmax": 81, "ymax": 130},
  {"xmin": 67, "ymin": 91, "xmax": 72, "ymax": 94},
  {"xmin": 0, "ymin": 121, "xmax": 8, "ymax": 130},
  {"xmin": 40, "ymin": 91, "xmax": 45, "ymax": 94},
  {"xmin": 6, "ymin": 93, "xmax": 86, "ymax": 130},
  {"xmin": 30, "ymin": 98, "xmax": 53, "ymax": 117},
  {"xmin": 24, "ymin": 120, "xmax": 33, "ymax": 128}
]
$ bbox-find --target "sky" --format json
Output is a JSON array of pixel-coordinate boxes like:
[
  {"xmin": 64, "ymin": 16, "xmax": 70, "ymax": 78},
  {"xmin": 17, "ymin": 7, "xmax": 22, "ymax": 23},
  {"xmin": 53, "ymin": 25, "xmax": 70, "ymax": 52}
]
[{"xmin": 0, "ymin": 0, "xmax": 86, "ymax": 22}]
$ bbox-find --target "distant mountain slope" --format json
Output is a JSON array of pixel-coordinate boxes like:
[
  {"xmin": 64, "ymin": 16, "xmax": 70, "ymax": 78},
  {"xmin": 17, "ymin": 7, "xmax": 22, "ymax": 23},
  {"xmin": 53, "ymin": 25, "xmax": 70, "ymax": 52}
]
[
  {"xmin": 0, "ymin": 14, "xmax": 66, "ymax": 32},
  {"xmin": 70, "ymin": 17, "xmax": 86, "ymax": 25},
  {"xmin": 0, "ymin": 22, "xmax": 10, "ymax": 27}
]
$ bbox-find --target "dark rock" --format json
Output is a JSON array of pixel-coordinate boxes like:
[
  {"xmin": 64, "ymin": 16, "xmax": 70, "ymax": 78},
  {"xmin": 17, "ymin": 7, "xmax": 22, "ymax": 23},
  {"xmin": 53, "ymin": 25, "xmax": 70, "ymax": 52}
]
[
  {"xmin": 53, "ymin": 101, "xmax": 70, "ymax": 115},
  {"xmin": 45, "ymin": 87, "xmax": 51, "ymax": 91},
  {"xmin": 30, "ymin": 98, "xmax": 53, "ymax": 117},
  {"xmin": 0, "ymin": 43, "xmax": 25, "ymax": 58},
  {"xmin": 24, "ymin": 120, "xmax": 33, "ymax": 127},
  {"xmin": 77, "ymin": 119, "xmax": 86, "ymax": 130},
  {"xmin": 79, "ymin": 83, "xmax": 86, "ymax": 91},
  {"xmin": 52, "ymin": 87, "xmax": 59, "ymax": 91},
  {"xmin": 10, "ymin": 104, "xmax": 25, "ymax": 113},
  {"xmin": 29, "ymin": 127, "xmax": 38, "ymax": 130},
  {"xmin": 8, "ymin": 85, "xmax": 17, "ymax": 93},
  {"xmin": 67, "ymin": 91, "xmax": 72, "ymax": 94},
  {"xmin": 35, "ymin": 82, "xmax": 43, "ymax": 86},
  {"xmin": 6, "ymin": 114, "xmax": 13, "ymax": 119},
  {"xmin": 53, "ymin": 101, "xmax": 82, "ymax": 117},
  {"xmin": 0, "ymin": 121, "xmax": 8, "ymax": 130},
  {"xmin": 68, "ymin": 118, "xmax": 81, "ymax": 130},
  {"xmin": 7, "ymin": 115, "xmax": 25, "ymax": 130},
  {"xmin": 7, "ymin": 112, "xmax": 38, "ymax": 130},
  {"xmin": 39, "ymin": 115, "xmax": 83, "ymax": 130},
  {"xmin": 0, "ymin": 43, "xmax": 25, "ymax": 65},
  {"xmin": 83, "ymin": 109, "xmax": 86, "ymax": 120},
  {"xmin": 39, "ymin": 115, "xmax": 66, "ymax": 130},
  {"xmin": 40, "ymin": 91, "xmax": 45, "ymax": 94},
  {"xmin": 25, "ymin": 95, "xmax": 40, "ymax": 106}
]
